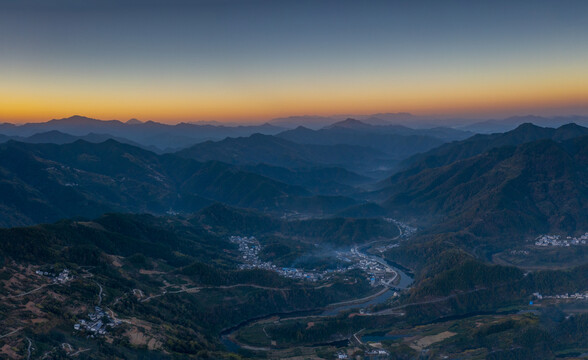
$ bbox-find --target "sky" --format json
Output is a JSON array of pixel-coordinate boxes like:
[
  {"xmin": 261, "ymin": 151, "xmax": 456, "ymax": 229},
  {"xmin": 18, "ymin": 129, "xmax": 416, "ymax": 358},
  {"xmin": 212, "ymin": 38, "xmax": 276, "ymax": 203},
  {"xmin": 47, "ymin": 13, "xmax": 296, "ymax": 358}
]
[{"xmin": 1, "ymin": 0, "xmax": 588, "ymax": 124}]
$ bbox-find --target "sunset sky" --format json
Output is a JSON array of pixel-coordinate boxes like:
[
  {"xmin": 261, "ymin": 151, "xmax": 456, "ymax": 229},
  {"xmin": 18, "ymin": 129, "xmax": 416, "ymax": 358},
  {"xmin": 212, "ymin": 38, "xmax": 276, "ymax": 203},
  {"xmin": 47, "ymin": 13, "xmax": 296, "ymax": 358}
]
[{"xmin": 1, "ymin": 0, "xmax": 587, "ymax": 124}]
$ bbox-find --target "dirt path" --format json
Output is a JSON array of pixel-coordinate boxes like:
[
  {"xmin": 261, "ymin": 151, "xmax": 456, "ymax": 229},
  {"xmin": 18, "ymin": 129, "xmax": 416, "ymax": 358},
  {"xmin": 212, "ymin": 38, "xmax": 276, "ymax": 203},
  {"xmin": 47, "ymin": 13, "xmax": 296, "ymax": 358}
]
[
  {"xmin": 140, "ymin": 283, "xmax": 292, "ymax": 303},
  {"xmin": 105, "ymin": 308, "xmax": 133, "ymax": 325},
  {"xmin": 0, "ymin": 328, "xmax": 22, "ymax": 339},
  {"xmin": 93, "ymin": 281, "xmax": 103, "ymax": 305},
  {"xmin": 0, "ymin": 284, "xmax": 54, "ymax": 300},
  {"xmin": 70, "ymin": 348, "xmax": 91, "ymax": 356},
  {"xmin": 492, "ymin": 253, "xmax": 575, "ymax": 270}
]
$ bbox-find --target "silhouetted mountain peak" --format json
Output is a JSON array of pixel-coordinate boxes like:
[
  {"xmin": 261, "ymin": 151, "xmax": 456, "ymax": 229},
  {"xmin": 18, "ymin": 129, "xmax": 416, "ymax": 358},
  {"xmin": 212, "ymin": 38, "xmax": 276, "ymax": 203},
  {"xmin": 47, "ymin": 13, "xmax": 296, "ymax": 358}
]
[
  {"xmin": 499, "ymin": 122, "xmax": 552, "ymax": 139},
  {"xmin": 126, "ymin": 118, "xmax": 143, "ymax": 125},
  {"xmin": 513, "ymin": 122, "xmax": 541, "ymax": 131},
  {"xmin": 24, "ymin": 130, "xmax": 77, "ymax": 143},
  {"xmin": 553, "ymin": 123, "xmax": 588, "ymax": 141},
  {"xmin": 32, "ymin": 130, "xmax": 67, "ymax": 136},
  {"xmin": 558, "ymin": 123, "xmax": 584, "ymax": 130},
  {"xmin": 325, "ymin": 118, "xmax": 371, "ymax": 130},
  {"xmin": 49, "ymin": 115, "xmax": 104, "ymax": 124}
]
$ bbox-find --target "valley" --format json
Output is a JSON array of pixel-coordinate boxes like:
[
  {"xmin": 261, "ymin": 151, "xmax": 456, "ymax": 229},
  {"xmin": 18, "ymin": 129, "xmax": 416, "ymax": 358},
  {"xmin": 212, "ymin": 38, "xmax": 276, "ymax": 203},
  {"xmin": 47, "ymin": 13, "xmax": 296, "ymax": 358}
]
[
  {"xmin": 4, "ymin": 1, "xmax": 588, "ymax": 357},
  {"xmin": 0, "ymin": 208, "xmax": 415, "ymax": 359},
  {"xmin": 0, "ymin": 119, "xmax": 587, "ymax": 359}
]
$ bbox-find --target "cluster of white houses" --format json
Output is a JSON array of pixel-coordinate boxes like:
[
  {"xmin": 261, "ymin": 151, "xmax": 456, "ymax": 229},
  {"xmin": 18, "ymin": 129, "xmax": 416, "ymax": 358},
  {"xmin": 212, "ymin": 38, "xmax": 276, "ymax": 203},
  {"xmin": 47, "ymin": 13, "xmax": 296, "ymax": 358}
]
[
  {"xmin": 73, "ymin": 306, "xmax": 121, "ymax": 336},
  {"xmin": 229, "ymin": 236, "xmax": 398, "ymax": 286},
  {"xmin": 384, "ymin": 218, "xmax": 417, "ymax": 238},
  {"xmin": 337, "ymin": 247, "xmax": 398, "ymax": 287},
  {"xmin": 35, "ymin": 268, "xmax": 72, "ymax": 284},
  {"xmin": 534, "ymin": 233, "xmax": 588, "ymax": 247},
  {"xmin": 533, "ymin": 291, "xmax": 588, "ymax": 300},
  {"xmin": 230, "ymin": 235, "xmax": 335, "ymax": 281}
]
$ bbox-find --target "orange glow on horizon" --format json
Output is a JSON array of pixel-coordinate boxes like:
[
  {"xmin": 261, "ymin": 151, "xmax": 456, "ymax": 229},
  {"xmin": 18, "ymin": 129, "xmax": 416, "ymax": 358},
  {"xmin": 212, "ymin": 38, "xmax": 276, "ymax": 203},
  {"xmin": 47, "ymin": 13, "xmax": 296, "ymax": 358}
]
[
  {"xmin": 2, "ymin": 66, "xmax": 588, "ymax": 124},
  {"xmin": 3, "ymin": 0, "xmax": 588, "ymax": 125},
  {"xmin": 2, "ymin": 96, "xmax": 588, "ymax": 125}
]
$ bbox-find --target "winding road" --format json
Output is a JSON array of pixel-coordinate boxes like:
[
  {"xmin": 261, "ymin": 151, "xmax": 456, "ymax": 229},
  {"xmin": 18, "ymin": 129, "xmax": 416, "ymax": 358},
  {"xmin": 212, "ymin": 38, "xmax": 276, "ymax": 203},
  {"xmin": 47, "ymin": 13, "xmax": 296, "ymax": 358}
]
[
  {"xmin": 25, "ymin": 337, "xmax": 32, "ymax": 360},
  {"xmin": 93, "ymin": 281, "xmax": 103, "ymax": 305}
]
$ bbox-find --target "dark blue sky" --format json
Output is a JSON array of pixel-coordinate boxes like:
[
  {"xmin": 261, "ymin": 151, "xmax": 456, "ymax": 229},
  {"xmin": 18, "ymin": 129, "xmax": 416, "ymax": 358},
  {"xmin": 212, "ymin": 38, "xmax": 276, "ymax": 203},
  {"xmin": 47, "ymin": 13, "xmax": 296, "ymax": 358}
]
[{"xmin": 1, "ymin": 0, "xmax": 587, "ymax": 122}]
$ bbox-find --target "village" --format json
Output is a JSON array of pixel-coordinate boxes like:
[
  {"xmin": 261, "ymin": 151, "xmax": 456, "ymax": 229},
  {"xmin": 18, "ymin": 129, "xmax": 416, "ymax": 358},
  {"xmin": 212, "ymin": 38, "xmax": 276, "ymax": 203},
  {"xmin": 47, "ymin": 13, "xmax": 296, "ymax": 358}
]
[
  {"xmin": 73, "ymin": 306, "xmax": 121, "ymax": 336},
  {"xmin": 336, "ymin": 348, "xmax": 390, "ymax": 359},
  {"xmin": 229, "ymin": 236, "xmax": 398, "ymax": 287},
  {"xmin": 534, "ymin": 232, "xmax": 588, "ymax": 247},
  {"xmin": 384, "ymin": 218, "xmax": 417, "ymax": 239},
  {"xmin": 533, "ymin": 291, "xmax": 588, "ymax": 301},
  {"xmin": 229, "ymin": 235, "xmax": 330, "ymax": 281},
  {"xmin": 337, "ymin": 247, "xmax": 398, "ymax": 287},
  {"xmin": 35, "ymin": 268, "xmax": 73, "ymax": 284}
]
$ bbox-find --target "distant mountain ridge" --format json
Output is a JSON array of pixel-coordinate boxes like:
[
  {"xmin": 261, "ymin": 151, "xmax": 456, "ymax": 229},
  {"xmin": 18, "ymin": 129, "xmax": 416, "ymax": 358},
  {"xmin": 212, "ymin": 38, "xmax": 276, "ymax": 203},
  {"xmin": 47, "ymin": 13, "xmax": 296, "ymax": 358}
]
[
  {"xmin": 324, "ymin": 118, "xmax": 375, "ymax": 130},
  {"xmin": 0, "ymin": 115, "xmax": 286, "ymax": 151},
  {"xmin": 268, "ymin": 112, "xmax": 433, "ymax": 129},
  {"xmin": 0, "ymin": 139, "xmax": 358, "ymax": 227},
  {"xmin": 269, "ymin": 113, "xmax": 588, "ymax": 133},
  {"xmin": 175, "ymin": 133, "xmax": 390, "ymax": 175},
  {"xmin": 323, "ymin": 118, "xmax": 473, "ymax": 140},
  {"xmin": 0, "ymin": 130, "xmax": 163, "ymax": 153},
  {"xmin": 461, "ymin": 115, "xmax": 588, "ymax": 133},
  {"xmin": 396, "ymin": 123, "xmax": 588, "ymax": 179},
  {"xmin": 275, "ymin": 120, "xmax": 467, "ymax": 172}
]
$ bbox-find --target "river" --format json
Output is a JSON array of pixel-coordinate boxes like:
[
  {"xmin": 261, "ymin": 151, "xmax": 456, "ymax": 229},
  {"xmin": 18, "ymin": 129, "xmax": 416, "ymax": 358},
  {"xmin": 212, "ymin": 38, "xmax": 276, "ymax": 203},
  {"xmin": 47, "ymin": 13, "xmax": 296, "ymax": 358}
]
[{"xmin": 220, "ymin": 253, "xmax": 414, "ymax": 352}]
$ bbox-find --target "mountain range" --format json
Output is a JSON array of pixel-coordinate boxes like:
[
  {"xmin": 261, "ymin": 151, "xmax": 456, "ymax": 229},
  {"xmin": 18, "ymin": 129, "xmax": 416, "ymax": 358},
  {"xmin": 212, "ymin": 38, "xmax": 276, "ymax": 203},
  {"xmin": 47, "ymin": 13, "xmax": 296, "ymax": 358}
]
[
  {"xmin": 275, "ymin": 119, "xmax": 470, "ymax": 162},
  {"xmin": 397, "ymin": 123, "xmax": 588, "ymax": 178},
  {"xmin": 4, "ymin": 121, "xmax": 588, "ymax": 233},
  {"xmin": 0, "ymin": 130, "xmax": 163, "ymax": 153},
  {"xmin": 0, "ymin": 140, "xmax": 360, "ymax": 227},
  {"xmin": 2, "ymin": 118, "xmax": 588, "ymax": 358},
  {"xmin": 0, "ymin": 116, "xmax": 471, "ymax": 171},
  {"xmin": 379, "ymin": 127, "xmax": 588, "ymax": 248},
  {"xmin": 0, "ymin": 115, "xmax": 286, "ymax": 151},
  {"xmin": 269, "ymin": 112, "xmax": 450, "ymax": 129},
  {"xmin": 460, "ymin": 115, "xmax": 588, "ymax": 133},
  {"xmin": 175, "ymin": 133, "xmax": 391, "ymax": 175},
  {"xmin": 269, "ymin": 113, "xmax": 588, "ymax": 133}
]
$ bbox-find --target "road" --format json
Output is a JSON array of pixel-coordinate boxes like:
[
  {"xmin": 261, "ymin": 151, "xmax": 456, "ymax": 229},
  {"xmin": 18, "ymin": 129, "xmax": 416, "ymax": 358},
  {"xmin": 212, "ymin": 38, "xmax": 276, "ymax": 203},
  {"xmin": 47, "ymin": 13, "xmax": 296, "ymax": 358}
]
[
  {"xmin": 367, "ymin": 287, "xmax": 488, "ymax": 316},
  {"xmin": 0, "ymin": 284, "xmax": 54, "ymax": 300},
  {"xmin": 105, "ymin": 308, "xmax": 132, "ymax": 325},
  {"xmin": 93, "ymin": 281, "xmax": 103, "ymax": 305},
  {"xmin": 70, "ymin": 348, "xmax": 91, "ymax": 356},
  {"xmin": 26, "ymin": 337, "xmax": 32, "ymax": 360},
  {"xmin": 140, "ymin": 283, "xmax": 292, "ymax": 303},
  {"xmin": 352, "ymin": 329, "xmax": 365, "ymax": 345},
  {"xmin": 326, "ymin": 286, "xmax": 390, "ymax": 308},
  {"xmin": 0, "ymin": 327, "xmax": 22, "ymax": 339}
]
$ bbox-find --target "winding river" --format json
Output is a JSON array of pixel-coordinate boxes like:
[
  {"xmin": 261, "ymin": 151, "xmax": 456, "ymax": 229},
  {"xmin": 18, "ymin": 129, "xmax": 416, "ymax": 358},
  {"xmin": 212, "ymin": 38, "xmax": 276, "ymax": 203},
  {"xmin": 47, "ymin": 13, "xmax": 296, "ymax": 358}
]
[{"xmin": 220, "ymin": 252, "xmax": 414, "ymax": 352}]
